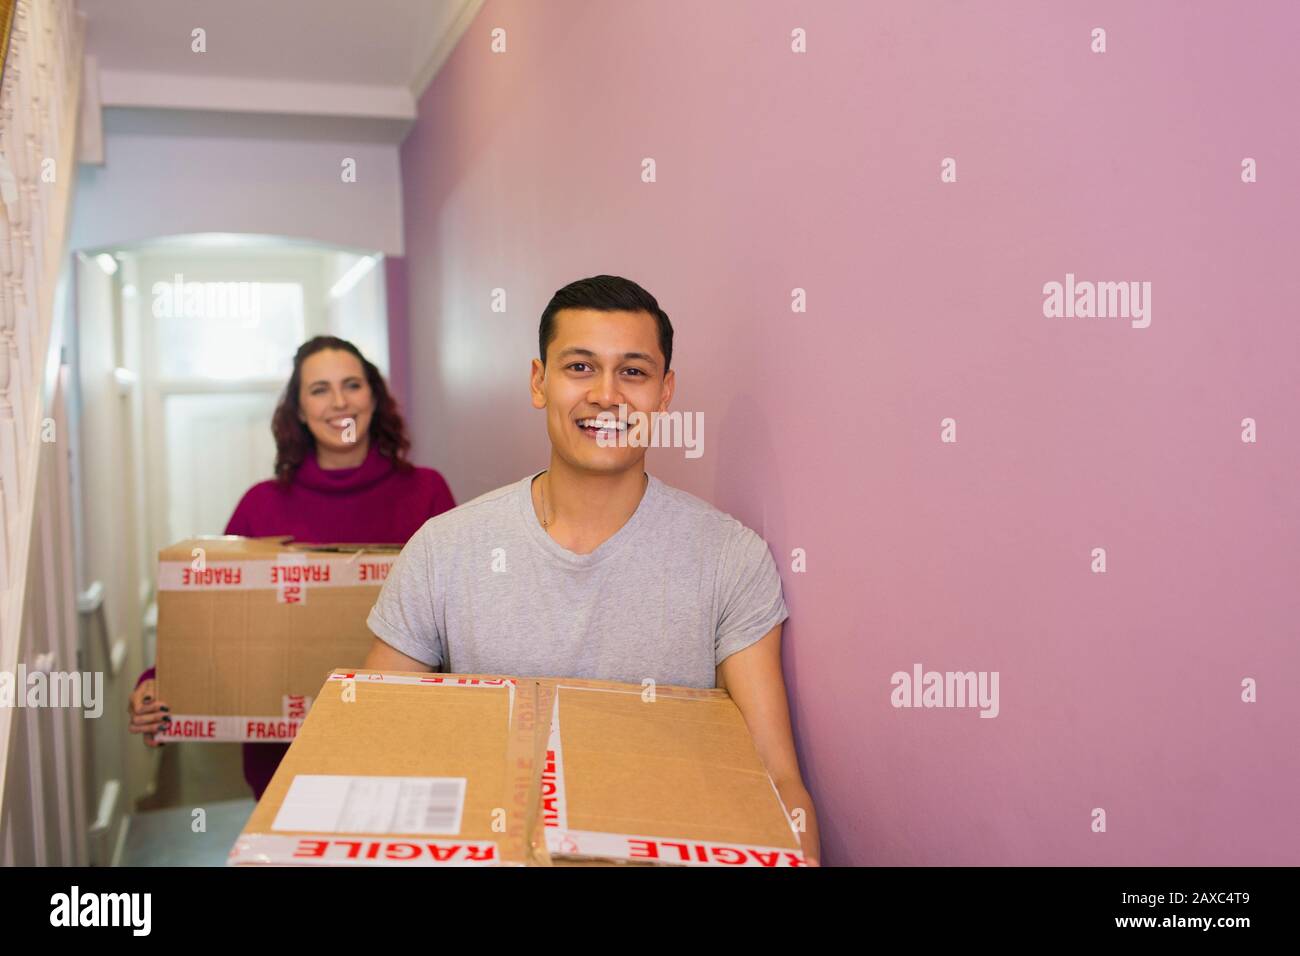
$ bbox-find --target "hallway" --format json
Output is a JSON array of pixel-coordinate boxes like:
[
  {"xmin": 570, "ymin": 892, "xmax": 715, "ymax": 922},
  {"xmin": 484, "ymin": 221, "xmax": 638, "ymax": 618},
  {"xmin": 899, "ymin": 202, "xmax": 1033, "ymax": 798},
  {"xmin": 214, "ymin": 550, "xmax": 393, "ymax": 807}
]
[{"xmin": 0, "ymin": 0, "xmax": 1297, "ymax": 896}]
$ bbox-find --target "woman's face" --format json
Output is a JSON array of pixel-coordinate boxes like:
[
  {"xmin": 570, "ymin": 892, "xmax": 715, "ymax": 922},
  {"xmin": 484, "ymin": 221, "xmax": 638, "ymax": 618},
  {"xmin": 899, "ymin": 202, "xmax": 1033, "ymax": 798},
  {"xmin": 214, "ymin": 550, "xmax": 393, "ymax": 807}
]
[{"xmin": 296, "ymin": 349, "xmax": 376, "ymax": 455}]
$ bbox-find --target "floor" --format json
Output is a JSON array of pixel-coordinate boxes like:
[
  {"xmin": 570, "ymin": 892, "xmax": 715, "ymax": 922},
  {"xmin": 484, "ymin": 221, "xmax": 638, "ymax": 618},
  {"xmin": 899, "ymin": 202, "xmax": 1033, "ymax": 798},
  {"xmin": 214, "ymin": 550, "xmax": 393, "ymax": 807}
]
[{"xmin": 120, "ymin": 742, "xmax": 256, "ymax": 866}]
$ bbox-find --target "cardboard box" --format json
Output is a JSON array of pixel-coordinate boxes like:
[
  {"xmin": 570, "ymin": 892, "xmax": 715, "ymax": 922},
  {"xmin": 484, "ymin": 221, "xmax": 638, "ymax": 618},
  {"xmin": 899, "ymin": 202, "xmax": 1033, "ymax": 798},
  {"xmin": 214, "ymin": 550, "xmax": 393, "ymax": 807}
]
[
  {"xmin": 154, "ymin": 536, "xmax": 398, "ymax": 743},
  {"xmin": 229, "ymin": 669, "xmax": 809, "ymax": 867}
]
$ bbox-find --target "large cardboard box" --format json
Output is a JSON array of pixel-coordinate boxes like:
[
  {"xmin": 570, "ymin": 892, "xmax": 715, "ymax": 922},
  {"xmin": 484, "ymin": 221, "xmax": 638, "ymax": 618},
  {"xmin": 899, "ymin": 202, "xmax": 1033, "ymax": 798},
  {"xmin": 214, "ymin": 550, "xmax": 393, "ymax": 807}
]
[
  {"xmin": 229, "ymin": 669, "xmax": 809, "ymax": 867},
  {"xmin": 154, "ymin": 537, "xmax": 398, "ymax": 743}
]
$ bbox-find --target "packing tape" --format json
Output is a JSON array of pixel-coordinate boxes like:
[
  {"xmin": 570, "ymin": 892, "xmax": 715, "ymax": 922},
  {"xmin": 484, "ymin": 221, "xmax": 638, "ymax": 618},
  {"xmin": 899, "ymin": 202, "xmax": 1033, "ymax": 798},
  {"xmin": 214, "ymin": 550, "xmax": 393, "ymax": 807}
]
[
  {"xmin": 282, "ymin": 694, "xmax": 312, "ymax": 720},
  {"xmin": 540, "ymin": 691, "xmax": 567, "ymax": 832},
  {"xmin": 154, "ymin": 714, "xmax": 305, "ymax": 742},
  {"xmin": 156, "ymin": 676, "xmax": 519, "ymax": 742},
  {"xmin": 229, "ymin": 833, "xmax": 501, "ymax": 866},
  {"xmin": 525, "ymin": 680, "xmax": 556, "ymax": 866},
  {"xmin": 542, "ymin": 829, "xmax": 808, "ymax": 867},
  {"xmin": 551, "ymin": 677, "xmax": 728, "ymax": 702},
  {"xmin": 500, "ymin": 678, "xmax": 552, "ymax": 866},
  {"xmin": 326, "ymin": 672, "xmax": 517, "ymax": 689},
  {"xmin": 157, "ymin": 554, "xmax": 396, "ymax": 592}
]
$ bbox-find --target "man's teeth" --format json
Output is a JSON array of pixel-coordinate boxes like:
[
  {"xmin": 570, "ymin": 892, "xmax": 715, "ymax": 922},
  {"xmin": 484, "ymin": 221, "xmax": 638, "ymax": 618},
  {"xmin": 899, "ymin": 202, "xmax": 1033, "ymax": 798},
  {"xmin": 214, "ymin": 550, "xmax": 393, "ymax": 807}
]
[{"xmin": 579, "ymin": 418, "xmax": 626, "ymax": 430}]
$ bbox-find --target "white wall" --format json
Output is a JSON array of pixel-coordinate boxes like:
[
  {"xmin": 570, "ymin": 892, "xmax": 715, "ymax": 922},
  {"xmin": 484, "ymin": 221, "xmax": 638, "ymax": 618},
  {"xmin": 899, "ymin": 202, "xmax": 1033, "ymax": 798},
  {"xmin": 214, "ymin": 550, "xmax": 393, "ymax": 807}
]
[
  {"xmin": 325, "ymin": 252, "xmax": 389, "ymax": 374},
  {"xmin": 70, "ymin": 129, "xmax": 404, "ymax": 256},
  {"xmin": 126, "ymin": 246, "xmax": 346, "ymax": 551},
  {"xmin": 72, "ymin": 253, "xmax": 151, "ymax": 843}
]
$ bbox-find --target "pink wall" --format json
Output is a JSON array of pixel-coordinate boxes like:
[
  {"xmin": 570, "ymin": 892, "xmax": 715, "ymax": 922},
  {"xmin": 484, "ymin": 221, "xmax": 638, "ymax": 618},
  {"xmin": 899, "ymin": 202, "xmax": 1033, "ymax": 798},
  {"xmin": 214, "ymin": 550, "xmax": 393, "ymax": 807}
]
[{"xmin": 398, "ymin": 0, "xmax": 1300, "ymax": 865}]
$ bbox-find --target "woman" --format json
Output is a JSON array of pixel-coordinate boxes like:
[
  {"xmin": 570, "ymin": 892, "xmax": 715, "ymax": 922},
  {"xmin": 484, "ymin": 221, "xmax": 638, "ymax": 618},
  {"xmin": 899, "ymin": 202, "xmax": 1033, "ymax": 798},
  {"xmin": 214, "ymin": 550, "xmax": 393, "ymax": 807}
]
[{"xmin": 127, "ymin": 335, "xmax": 455, "ymax": 799}]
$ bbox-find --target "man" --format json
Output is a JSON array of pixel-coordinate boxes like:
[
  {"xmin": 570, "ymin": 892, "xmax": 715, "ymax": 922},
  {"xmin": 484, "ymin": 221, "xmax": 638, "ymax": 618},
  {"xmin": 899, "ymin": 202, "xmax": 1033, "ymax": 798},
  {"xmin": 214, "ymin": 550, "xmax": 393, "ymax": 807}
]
[{"xmin": 363, "ymin": 275, "xmax": 821, "ymax": 864}]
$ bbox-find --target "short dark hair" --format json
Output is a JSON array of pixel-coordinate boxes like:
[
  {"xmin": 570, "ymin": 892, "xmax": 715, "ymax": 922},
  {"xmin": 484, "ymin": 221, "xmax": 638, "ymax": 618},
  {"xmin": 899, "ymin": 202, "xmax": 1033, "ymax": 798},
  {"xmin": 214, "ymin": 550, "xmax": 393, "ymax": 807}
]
[{"xmin": 538, "ymin": 275, "xmax": 674, "ymax": 372}]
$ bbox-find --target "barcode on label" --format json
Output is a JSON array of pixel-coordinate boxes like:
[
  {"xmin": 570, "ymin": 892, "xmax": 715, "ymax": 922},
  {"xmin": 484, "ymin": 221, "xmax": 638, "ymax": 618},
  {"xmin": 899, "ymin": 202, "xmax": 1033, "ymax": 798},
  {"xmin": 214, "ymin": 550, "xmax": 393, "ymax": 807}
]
[
  {"xmin": 399, "ymin": 778, "xmax": 467, "ymax": 834},
  {"xmin": 273, "ymin": 775, "xmax": 467, "ymax": 836}
]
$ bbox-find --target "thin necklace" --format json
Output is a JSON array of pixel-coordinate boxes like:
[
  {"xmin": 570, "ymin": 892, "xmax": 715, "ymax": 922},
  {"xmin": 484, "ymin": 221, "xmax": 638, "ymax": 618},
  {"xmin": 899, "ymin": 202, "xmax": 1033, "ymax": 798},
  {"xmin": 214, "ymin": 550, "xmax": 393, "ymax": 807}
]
[{"xmin": 539, "ymin": 470, "xmax": 649, "ymax": 530}]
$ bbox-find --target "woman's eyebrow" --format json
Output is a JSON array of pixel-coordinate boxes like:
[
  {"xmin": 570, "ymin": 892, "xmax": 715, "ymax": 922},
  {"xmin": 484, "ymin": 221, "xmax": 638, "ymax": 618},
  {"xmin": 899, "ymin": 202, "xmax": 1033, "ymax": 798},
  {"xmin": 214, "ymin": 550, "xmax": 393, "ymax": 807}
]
[{"xmin": 306, "ymin": 376, "xmax": 363, "ymax": 387}]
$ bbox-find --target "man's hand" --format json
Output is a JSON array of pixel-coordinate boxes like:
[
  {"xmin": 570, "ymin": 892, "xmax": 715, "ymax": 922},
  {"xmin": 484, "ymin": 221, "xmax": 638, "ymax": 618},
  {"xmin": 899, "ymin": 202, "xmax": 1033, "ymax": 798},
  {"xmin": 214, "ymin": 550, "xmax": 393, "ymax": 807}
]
[
  {"xmin": 776, "ymin": 779, "xmax": 821, "ymax": 866},
  {"xmin": 717, "ymin": 624, "xmax": 821, "ymax": 866}
]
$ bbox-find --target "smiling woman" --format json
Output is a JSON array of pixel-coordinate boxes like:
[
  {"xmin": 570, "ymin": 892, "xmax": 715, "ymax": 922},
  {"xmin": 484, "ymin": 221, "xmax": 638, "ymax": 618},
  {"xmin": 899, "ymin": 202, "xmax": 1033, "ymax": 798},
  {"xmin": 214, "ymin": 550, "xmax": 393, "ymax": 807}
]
[
  {"xmin": 126, "ymin": 335, "xmax": 457, "ymax": 799},
  {"xmin": 273, "ymin": 336, "xmax": 397, "ymax": 477}
]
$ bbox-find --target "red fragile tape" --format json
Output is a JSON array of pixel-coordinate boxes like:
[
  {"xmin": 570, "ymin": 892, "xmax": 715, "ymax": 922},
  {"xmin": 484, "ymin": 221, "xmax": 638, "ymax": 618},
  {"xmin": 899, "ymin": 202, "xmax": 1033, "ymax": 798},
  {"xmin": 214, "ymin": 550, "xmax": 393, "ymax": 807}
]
[{"xmin": 229, "ymin": 834, "xmax": 501, "ymax": 866}]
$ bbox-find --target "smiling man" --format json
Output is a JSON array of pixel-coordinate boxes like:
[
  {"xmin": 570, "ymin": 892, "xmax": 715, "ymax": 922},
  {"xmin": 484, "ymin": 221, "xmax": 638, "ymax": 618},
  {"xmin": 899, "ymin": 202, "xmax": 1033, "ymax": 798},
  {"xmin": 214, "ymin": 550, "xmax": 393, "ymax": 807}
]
[{"xmin": 362, "ymin": 275, "xmax": 820, "ymax": 864}]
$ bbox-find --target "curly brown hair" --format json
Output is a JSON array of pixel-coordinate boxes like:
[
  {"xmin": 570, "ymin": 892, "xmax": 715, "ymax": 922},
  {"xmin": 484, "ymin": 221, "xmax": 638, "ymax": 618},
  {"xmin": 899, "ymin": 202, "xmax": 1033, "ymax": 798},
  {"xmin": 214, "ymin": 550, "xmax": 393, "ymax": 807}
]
[{"xmin": 271, "ymin": 336, "xmax": 413, "ymax": 486}]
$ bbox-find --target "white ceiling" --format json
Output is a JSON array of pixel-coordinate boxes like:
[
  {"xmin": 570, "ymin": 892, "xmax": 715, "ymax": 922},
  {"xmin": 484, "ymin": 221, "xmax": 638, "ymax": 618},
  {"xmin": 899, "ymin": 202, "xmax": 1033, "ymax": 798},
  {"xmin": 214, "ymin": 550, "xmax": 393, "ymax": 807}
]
[
  {"xmin": 78, "ymin": 0, "xmax": 474, "ymax": 89},
  {"xmin": 76, "ymin": 0, "xmax": 483, "ymax": 144}
]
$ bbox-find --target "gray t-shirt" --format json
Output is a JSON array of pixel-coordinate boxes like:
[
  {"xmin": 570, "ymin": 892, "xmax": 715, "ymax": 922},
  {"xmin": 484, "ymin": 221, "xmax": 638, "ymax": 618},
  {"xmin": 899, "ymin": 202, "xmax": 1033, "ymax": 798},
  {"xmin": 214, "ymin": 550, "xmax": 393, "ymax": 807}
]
[{"xmin": 366, "ymin": 471, "xmax": 789, "ymax": 689}]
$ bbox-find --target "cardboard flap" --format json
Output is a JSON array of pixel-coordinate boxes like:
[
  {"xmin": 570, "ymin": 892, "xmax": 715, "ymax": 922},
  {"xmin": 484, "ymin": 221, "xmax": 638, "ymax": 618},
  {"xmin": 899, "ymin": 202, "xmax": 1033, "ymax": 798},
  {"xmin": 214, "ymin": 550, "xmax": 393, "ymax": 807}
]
[
  {"xmin": 542, "ymin": 682, "xmax": 804, "ymax": 865},
  {"xmin": 282, "ymin": 541, "xmax": 403, "ymax": 554},
  {"xmin": 233, "ymin": 669, "xmax": 528, "ymax": 867},
  {"xmin": 159, "ymin": 535, "xmax": 402, "ymax": 561}
]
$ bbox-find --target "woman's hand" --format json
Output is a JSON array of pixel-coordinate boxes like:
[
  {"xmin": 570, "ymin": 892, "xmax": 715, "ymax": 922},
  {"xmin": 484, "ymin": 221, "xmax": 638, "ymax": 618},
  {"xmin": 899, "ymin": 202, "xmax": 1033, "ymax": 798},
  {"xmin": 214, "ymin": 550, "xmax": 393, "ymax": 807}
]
[{"xmin": 127, "ymin": 679, "xmax": 171, "ymax": 747}]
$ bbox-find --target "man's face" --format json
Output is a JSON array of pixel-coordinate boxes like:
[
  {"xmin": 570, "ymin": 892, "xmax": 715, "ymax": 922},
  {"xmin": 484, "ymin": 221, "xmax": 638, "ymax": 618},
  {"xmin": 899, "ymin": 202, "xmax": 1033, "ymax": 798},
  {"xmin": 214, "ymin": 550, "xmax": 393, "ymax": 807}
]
[{"xmin": 531, "ymin": 308, "xmax": 674, "ymax": 476}]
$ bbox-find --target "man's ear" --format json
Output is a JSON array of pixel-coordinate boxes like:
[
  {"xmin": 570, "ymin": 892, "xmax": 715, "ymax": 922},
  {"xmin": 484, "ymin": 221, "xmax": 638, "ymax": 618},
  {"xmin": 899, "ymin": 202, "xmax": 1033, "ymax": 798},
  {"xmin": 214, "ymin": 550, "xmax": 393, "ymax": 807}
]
[
  {"xmin": 530, "ymin": 358, "xmax": 547, "ymax": 409},
  {"xmin": 658, "ymin": 368, "xmax": 676, "ymax": 412}
]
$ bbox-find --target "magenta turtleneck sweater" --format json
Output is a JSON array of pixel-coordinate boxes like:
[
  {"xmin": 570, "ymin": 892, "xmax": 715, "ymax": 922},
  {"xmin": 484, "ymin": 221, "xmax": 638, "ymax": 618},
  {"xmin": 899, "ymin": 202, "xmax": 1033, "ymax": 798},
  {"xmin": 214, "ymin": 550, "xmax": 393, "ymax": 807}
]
[
  {"xmin": 138, "ymin": 443, "xmax": 456, "ymax": 798},
  {"xmin": 224, "ymin": 441, "xmax": 455, "ymax": 544}
]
